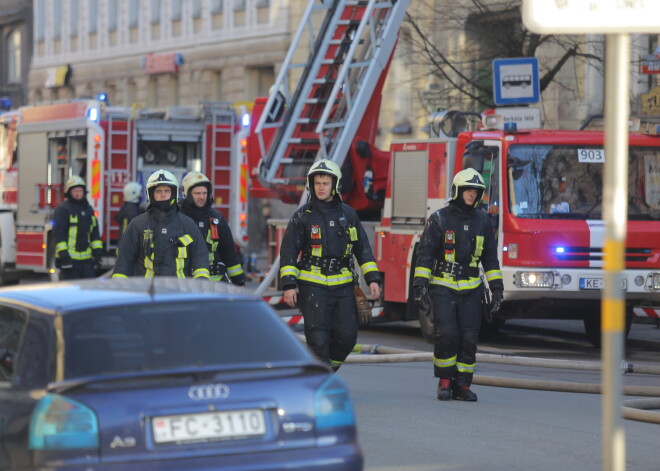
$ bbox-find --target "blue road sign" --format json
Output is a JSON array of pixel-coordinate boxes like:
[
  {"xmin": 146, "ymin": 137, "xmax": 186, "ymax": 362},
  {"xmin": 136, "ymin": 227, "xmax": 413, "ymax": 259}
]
[{"xmin": 493, "ymin": 57, "xmax": 540, "ymax": 105}]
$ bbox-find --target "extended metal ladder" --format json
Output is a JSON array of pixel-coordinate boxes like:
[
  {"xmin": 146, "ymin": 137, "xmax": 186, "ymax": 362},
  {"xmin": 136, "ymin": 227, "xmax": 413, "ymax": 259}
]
[{"xmin": 254, "ymin": 0, "xmax": 409, "ymax": 195}]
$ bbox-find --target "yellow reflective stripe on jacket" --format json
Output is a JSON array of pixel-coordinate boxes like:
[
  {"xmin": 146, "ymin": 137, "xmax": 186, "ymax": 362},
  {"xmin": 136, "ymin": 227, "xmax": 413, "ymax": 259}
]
[
  {"xmin": 65, "ymin": 214, "xmax": 97, "ymax": 260},
  {"xmin": 280, "ymin": 265, "xmax": 300, "ymax": 277},
  {"xmin": 175, "ymin": 257, "xmax": 185, "ymax": 278},
  {"xmin": 470, "ymin": 235, "xmax": 484, "ymax": 267},
  {"xmin": 433, "ymin": 355, "xmax": 457, "ymax": 368},
  {"xmin": 485, "ymin": 269, "xmax": 503, "ymax": 281},
  {"xmin": 311, "ymin": 245, "xmax": 322, "ymax": 257},
  {"xmin": 178, "ymin": 234, "xmax": 193, "ymax": 245},
  {"xmin": 227, "ymin": 264, "xmax": 244, "ymax": 276},
  {"xmin": 360, "ymin": 261, "xmax": 378, "ymax": 276},
  {"xmin": 297, "ymin": 268, "xmax": 354, "ymax": 286},
  {"xmin": 55, "ymin": 241, "xmax": 68, "ymax": 255},
  {"xmin": 144, "ymin": 255, "xmax": 155, "ymax": 278},
  {"xmin": 112, "ymin": 273, "xmax": 128, "ymax": 278},
  {"xmin": 90, "ymin": 240, "xmax": 103, "ymax": 250},
  {"xmin": 193, "ymin": 268, "xmax": 210, "ymax": 279},
  {"xmin": 430, "ymin": 275, "xmax": 482, "ymax": 291},
  {"xmin": 457, "ymin": 362, "xmax": 475, "ymax": 373},
  {"xmin": 414, "ymin": 266, "xmax": 432, "ymax": 279}
]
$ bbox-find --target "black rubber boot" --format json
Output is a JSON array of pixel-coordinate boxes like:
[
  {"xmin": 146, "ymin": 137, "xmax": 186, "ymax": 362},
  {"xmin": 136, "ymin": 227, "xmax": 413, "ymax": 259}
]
[
  {"xmin": 436, "ymin": 378, "xmax": 452, "ymax": 401},
  {"xmin": 452, "ymin": 385, "xmax": 478, "ymax": 402}
]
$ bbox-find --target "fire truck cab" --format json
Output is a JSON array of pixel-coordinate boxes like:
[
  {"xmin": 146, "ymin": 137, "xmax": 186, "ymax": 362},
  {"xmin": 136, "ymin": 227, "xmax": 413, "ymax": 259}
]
[{"xmin": 375, "ymin": 113, "xmax": 660, "ymax": 344}]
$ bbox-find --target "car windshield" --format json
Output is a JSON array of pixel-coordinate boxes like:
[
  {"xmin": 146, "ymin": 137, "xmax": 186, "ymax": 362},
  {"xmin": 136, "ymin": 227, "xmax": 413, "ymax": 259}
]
[
  {"xmin": 62, "ymin": 300, "xmax": 308, "ymax": 379},
  {"xmin": 507, "ymin": 145, "xmax": 660, "ymax": 220}
]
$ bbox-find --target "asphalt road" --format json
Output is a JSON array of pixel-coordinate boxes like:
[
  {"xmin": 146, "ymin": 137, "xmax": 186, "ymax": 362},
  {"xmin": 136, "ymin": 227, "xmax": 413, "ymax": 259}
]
[{"xmin": 335, "ymin": 318, "xmax": 660, "ymax": 471}]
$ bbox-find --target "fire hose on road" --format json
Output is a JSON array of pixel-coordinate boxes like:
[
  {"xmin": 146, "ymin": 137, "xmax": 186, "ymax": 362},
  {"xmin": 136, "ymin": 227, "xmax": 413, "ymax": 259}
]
[{"xmin": 346, "ymin": 343, "xmax": 660, "ymax": 425}]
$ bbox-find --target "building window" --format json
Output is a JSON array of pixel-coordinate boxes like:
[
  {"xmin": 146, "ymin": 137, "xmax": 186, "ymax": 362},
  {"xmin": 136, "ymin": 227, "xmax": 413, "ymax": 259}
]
[
  {"xmin": 7, "ymin": 30, "xmax": 21, "ymax": 83},
  {"xmin": 211, "ymin": 0, "xmax": 223, "ymax": 14},
  {"xmin": 36, "ymin": 0, "xmax": 45, "ymax": 40},
  {"xmin": 129, "ymin": 0, "xmax": 139, "ymax": 28},
  {"xmin": 151, "ymin": 0, "xmax": 161, "ymax": 24},
  {"xmin": 88, "ymin": 0, "xmax": 98, "ymax": 34},
  {"xmin": 70, "ymin": 0, "xmax": 79, "ymax": 37},
  {"xmin": 192, "ymin": 0, "xmax": 202, "ymax": 18},
  {"xmin": 171, "ymin": 0, "xmax": 182, "ymax": 21},
  {"xmin": 53, "ymin": 0, "xmax": 63, "ymax": 39},
  {"xmin": 108, "ymin": 0, "xmax": 118, "ymax": 31},
  {"xmin": 233, "ymin": 0, "xmax": 245, "ymax": 11},
  {"xmin": 248, "ymin": 66, "xmax": 274, "ymax": 98}
]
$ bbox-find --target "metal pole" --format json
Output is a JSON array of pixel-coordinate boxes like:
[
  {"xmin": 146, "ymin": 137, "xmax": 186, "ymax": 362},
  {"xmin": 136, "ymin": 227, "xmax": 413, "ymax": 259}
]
[{"xmin": 602, "ymin": 33, "xmax": 629, "ymax": 471}]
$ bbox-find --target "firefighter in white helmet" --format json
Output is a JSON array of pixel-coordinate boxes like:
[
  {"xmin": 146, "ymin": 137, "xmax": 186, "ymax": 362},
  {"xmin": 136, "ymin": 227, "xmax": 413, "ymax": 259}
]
[
  {"xmin": 114, "ymin": 181, "xmax": 144, "ymax": 245},
  {"xmin": 279, "ymin": 159, "xmax": 381, "ymax": 371},
  {"xmin": 54, "ymin": 175, "xmax": 104, "ymax": 279},
  {"xmin": 180, "ymin": 171, "xmax": 245, "ymax": 285},
  {"xmin": 112, "ymin": 169, "xmax": 210, "ymax": 279},
  {"xmin": 413, "ymin": 168, "xmax": 503, "ymax": 402}
]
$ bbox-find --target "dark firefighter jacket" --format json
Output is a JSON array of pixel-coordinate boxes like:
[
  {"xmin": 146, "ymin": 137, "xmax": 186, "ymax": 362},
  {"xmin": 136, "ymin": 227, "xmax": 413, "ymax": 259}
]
[
  {"xmin": 54, "ymin": 198, "xmax": 103, "ymax": 261},
  {"xmin": 114, "ymin": 202, "xmax": 143, "ymax": 243},
  {"xmin": 112, "ymin": 207, "xmax": 210, "ymax": 279},
  {"xmin": 413, "ymin": 204, "xmax": 503, "ymax": 293},
  {"xmin": 180, "ymin": 199, "xmax": 245, "ymax": 284},
  {"xmin": 279, "ymin": 199, "xmax": 380, "ymax": 290}
]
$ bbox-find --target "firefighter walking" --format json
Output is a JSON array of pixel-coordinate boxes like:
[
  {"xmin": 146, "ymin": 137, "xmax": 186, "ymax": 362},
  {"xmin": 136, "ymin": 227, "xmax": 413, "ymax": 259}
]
[
  {"xmin": 54, "ymin": 176, "xmax": 104, "ymax": 280},
  {"xmin": 112, "ymin": 169, "xmax": 210, "ymax": 279},
  {"xmin": 180, "ymin": 171, "xmax": 245, "ymax": 285},
  {"xmin": 280, "ymin": 160, "xmax": 381, "ymax": 371},
  {"xmin": 413, "ymin": 168, "xmax": 503, "ymax": 401}
]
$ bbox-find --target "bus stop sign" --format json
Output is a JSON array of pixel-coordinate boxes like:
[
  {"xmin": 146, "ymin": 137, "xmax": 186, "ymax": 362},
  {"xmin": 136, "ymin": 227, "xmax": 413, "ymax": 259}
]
[{"xmin": 492, "ymin": 57, "xmax": 540, "ymax": 106}]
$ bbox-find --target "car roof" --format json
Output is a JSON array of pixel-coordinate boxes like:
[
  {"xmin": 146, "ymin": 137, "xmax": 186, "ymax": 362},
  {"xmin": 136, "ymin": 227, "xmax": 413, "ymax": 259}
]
[{"xmin": 0, "ymin": 277, "xmax": 258, "ymax": 314}]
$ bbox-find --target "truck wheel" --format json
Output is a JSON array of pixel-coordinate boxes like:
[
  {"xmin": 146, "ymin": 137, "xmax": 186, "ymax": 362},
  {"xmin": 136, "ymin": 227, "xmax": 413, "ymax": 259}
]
[{"xmin": 583, "ymin": 311, "xmax": 633, "ymax": 348}]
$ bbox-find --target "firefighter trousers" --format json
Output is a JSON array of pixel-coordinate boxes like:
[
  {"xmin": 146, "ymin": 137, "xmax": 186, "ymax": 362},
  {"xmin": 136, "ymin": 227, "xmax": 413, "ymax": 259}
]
[
  {"xmin": 430, "ymin": 284, "xmax": 483, "ymax": 387},
  {"xmin": 299, "ymin": 283, "xmax": 358, "ymax": 370},
  {"xmin": 60, "ymin": 259, "xmax": 96, "ymax": 280}
]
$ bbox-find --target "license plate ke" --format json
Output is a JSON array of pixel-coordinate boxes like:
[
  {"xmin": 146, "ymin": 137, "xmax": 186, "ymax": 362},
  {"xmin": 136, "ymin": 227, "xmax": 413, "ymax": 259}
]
[
  {"xmin": 152, "ymin": 409, "xmax": 266, "ymax": 444},
  {"xmin": 579, "ymin": 277, "xmax": 626, "ymax": 290}
]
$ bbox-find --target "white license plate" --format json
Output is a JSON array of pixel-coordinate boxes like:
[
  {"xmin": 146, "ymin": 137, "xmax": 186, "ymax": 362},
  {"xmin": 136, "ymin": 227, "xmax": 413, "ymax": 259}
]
[
  {"xmin": 579, "ymin": 277, "xmax": 627, "ymax": 290},
  {"xmin": 152, "ymin": 409, "xmax": 266, "ymax": 444}
]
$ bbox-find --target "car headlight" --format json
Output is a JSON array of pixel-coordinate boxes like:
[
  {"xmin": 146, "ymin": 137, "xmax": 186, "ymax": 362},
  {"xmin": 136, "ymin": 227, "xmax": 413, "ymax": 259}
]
[{"xmin": 515, "ymin": 271, "xmax": 556, "ymax": 288}]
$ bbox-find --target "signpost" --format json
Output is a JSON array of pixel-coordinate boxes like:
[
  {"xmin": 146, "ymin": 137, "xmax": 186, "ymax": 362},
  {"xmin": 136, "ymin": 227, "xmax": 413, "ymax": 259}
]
[
  {"xmin": 522, "ymin": 1, "xmax": 660, "ymax": 471},
  {"xmin": 492, "ymin": 58, "xmax": 540, "ymax": 106}
]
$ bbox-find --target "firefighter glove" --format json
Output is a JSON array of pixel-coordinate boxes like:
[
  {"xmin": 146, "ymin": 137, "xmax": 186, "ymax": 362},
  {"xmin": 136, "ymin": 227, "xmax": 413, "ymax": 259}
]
[
  {"xmin": 490, "ymin": 289, "xmax": 503, "ymax": 313},
  {"xmin": 210, "ymin": 261, "xmax": 227, "ymax": 278},
  {"xmin": 56, "ymin": 254, "xmax": 73, "ymax": 271},
  {"xmin": 231, "ymin": 274, "xmax": 246, "ymax": 287},
  {"xmin": 354, "ymin": 285, "xmax": 372, "ymax": 325},
  {"xmin": 414, "ymin": 286, "xmax": 431, "ymax": 312},
  {"xmin": 92, "ymin": 250, "xmax": 103, "ymax": 273}
]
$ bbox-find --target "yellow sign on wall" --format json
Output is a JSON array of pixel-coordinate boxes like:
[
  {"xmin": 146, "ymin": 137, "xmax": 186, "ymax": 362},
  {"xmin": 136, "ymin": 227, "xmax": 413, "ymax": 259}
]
[{"xmin": 641, "ymin": 86, "xmax": 660, "ymax": 116}]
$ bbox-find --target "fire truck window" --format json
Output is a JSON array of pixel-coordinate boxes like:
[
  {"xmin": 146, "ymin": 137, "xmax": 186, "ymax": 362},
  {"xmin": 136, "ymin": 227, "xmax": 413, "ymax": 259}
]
[
  {"xmin": 139, "ymin": 142, "xmax": 187, "ymax": 167},
  {"xmin": 508, "ymin": 145, "xmax": 660, "ymax": 221}
]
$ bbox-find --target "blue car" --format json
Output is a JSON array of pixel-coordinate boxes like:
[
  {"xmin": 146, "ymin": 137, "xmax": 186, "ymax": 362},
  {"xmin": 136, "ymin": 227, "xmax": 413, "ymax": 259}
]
[{"xmin": 0, "ymin": 277, "xmax": 362, "ymax": 470}]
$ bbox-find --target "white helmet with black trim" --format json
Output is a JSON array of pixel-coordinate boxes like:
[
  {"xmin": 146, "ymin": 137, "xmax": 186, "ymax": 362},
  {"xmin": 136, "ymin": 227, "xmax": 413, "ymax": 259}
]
[
  {"xmin": 146, "ymin": 169, "xmax": 179, "ymax": 204},
  {"xmin": 122, "ymin": 181, "xmax": 142, "ymax": 203},
  {"xmin": 450, "ymin": 168, "xmax": 485, "ymax": 208},
  {"xmin": 64, "ymin": 175, "xmax": 86, "ymax": 195},
  {"xmin": 181, "ymin": 171, "xmax": 212, "ymax": 198},
  {"xmin": 306, "ymin": 159, "xmax": 342, "ymax": 198}
]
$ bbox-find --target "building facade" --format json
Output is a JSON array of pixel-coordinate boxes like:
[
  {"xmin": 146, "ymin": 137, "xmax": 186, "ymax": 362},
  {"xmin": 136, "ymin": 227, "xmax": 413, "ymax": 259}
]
[
  {"xmin": 29, "ymin": 0, "xmax": 291, "ymax": 107},
  {"xmin": 0, "ymin": 0, "xmax": 32, "ymax": 108}
]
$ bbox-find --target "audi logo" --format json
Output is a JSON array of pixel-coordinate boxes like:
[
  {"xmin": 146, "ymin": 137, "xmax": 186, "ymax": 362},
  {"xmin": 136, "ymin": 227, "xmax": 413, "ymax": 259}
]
[{"xmin": 188, "ymin": 383, "xmax": 230, "ymax": 401}]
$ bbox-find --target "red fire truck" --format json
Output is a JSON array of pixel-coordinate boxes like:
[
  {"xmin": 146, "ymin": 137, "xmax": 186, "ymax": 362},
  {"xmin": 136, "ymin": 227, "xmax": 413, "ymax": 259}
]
[
  {"xmin": 0, "ymin": 99, "xmax": 249, "ymax": 282},
  {"xmin": 246, "ymin": 0, "xmax": 660, "ymax": 344}
]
